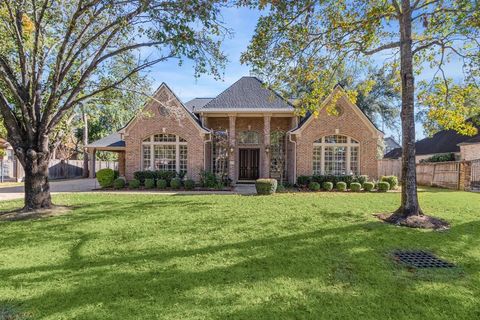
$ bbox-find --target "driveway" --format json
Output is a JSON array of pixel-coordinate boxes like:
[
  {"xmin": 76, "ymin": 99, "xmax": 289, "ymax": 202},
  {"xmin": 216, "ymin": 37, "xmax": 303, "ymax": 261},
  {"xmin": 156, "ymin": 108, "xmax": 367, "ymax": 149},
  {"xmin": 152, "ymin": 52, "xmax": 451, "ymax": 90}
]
[{"xmin": 0, "ymin": 178, "xmax": 98, "ymax": 201}]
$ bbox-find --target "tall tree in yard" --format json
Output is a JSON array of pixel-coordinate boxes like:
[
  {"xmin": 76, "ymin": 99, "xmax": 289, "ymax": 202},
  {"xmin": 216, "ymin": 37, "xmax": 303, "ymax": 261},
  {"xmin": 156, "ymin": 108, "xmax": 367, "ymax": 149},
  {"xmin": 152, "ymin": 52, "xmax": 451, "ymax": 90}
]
[
  {"xmin": 242, "ymin": 0, "xmax": 479, "ymax": 225},
  {"xmin": 0, "ymin": 0, "xmax": 228, "ymax": 210}
]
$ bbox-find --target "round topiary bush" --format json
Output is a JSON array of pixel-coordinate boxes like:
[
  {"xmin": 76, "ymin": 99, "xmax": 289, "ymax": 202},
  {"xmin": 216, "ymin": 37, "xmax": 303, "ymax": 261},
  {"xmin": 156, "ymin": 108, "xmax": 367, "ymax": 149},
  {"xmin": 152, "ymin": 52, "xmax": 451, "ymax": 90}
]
[
  {"xmin": 156, "ymin": 179, "xmax": 167, "ymax": 189},
  {"xmin": 350, "ymin": 182, "xmax": 362, "ymax": 192},
  {"xmin": 308, "ymin": 181, "xmax": 321, "ymax": 191},
  {"xmin": 96, "ymin": 168, "xmax": 115, "ymax": 188},
  {"xmin": 184, "ymin": 179, "xmax": 195, "ymax": 190},
  {"xmin": 144, "ymin": 178, "xmax": 155, "ymax": 189},
  {"xmin": 336, "ymin": 181, "xmax": 347, "ymax": 191},
  {"xmin": 129, "ymin": 179, "xmax": 140, "ymax": 189},
  {"xmin": 381, "ymin": 175, "xmax": 398, "ymax": 190},
  {"xmin": 170, "ymin": 178, "xmax": 182, "ymax": 189},
  {"xmin": 255, "ymin": 178, "xmax": 278, "ymax": 195},
  {"xmin": 377, "ymin": 181, "xmax": 390, "ymax": 192},
  {"xmin": 113, "ymin": 177, "xmax": 126, "ymax": 189},
  {"xmin": 322, "ymin": 181, "xmax": 333, "ymax": 191},
  {"xmin": 363, "ymin": 181, "xmax": 375, "ymax": 192}
]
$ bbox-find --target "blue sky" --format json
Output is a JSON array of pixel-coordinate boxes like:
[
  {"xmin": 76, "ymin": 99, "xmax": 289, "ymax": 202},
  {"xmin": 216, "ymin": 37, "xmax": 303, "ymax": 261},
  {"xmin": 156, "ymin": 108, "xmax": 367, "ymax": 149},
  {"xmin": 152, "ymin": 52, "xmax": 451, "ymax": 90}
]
[
  {"xmin": 144, "ymin": 6, "xmax": 466, "ymax": 141},
  {"xmin": 148, "ymin": 7, "xmax": 262, "ymax": 102}
]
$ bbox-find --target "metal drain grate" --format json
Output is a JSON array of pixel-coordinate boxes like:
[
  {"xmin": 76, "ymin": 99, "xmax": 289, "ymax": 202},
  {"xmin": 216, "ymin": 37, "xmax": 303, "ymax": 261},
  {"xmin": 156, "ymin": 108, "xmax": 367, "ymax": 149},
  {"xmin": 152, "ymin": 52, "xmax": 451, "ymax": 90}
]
[{"xmin": 393, "ymin": 250, "xmax": 455, "ymax": 268}]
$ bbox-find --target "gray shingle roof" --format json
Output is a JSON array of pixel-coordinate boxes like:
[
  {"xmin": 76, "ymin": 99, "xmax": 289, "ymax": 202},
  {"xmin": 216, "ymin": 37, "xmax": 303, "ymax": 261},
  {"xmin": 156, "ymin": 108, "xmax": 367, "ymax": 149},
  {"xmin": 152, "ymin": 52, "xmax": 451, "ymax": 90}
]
[
  {"xmin": 200, "ymin": 77, "xmax": 294, "ymax": 111},
  {"xmin": 184, "ymin": 98, "xmax": 213, "ymax": 112},
  {"xmin": 86, "ymin": 132, "xmax": 125, "ymax": 148}
]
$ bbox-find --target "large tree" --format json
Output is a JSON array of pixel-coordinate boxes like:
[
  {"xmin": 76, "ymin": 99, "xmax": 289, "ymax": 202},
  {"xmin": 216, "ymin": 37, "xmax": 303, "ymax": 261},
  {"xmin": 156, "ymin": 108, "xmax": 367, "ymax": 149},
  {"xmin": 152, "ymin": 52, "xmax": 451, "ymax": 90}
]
[
  {"xmin": 242, "ymin": 0, "xmax": 479, "ymax": 224},
  {"xmin": 0, "ymin": 0, "xmax": 229, "ymax": 210}
]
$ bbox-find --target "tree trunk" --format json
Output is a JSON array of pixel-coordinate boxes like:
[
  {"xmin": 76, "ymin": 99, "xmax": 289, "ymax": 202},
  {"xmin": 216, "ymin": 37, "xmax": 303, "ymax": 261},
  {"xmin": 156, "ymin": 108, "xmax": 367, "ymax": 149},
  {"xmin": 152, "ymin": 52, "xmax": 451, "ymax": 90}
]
[
  {"xmin": 392, "ymin": 0, "xmax": 422, "ymax": 219},
  {"xmin": 82, "ymin": 111, "xmax": 89, "ymax": 178},
  {"xmin": 21, "ymin": 148, "xmax": 52, "ymax": 211}
]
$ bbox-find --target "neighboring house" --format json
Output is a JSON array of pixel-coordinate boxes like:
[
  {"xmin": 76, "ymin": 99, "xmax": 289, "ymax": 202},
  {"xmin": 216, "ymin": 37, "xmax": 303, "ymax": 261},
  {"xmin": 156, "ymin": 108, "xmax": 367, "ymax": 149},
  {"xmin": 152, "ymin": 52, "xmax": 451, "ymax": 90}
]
[
  {"xmin": 384, "ymin": 136, "xmax": 401, "ymax": 155},
  {"xmin": 0, "ymin": 138, "xmax": 21, "ymax": 181},
  {"xmin": 384, "ymin": 122, "xmax": 480, "ymax": 162},
  {"xmin": 86, "ymin": 76, "xmax": 383, "ymax": 183}
]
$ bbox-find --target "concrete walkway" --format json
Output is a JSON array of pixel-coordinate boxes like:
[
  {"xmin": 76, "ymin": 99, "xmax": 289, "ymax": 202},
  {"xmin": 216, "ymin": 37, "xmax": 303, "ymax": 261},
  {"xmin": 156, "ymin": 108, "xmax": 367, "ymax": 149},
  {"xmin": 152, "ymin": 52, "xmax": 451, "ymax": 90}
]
[
  {"xmin": 0, "ymin": 178, "xmax": 98, "ymax": 201},
  {"xmin": 0, "ymin": 179, "xmax": 257, "ymax": 201}
]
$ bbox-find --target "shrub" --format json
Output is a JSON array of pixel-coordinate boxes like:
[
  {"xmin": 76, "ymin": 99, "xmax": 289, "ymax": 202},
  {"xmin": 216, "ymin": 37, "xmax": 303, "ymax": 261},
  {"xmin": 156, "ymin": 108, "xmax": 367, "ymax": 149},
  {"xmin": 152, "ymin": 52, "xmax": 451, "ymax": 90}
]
[
  {"xmin": 311, "ymin": 175, "xmax": 355, "ymax": 187},
  {"xmin": 276, "ymin": 184, "xmax": 286, "ymax": 192},
  {"xmin": 156, "ymin": 179, "xmax": 167, "ymax": 189},
  {"xmin": 184, "ymin": 179, "xmax": 195, "ymax": 190},
  {"xmin": 350, "ymin": 182, "xmax": 362, "ymax": 192},
  {"xmin": 214, "ymin": 182, "xmax": 225, "ymax": 190},
  {"xmin": 200, "ymin": 170, "xmax": 217, "ymax": 188},
  {"xmin": 96, "ymin": 168, "xmax": 115, "ymax": 188},
  {"xmin": 356, "ymin": 175, "xmax": 368, "ymax": 185},
  {"xmin": 255, "ymin": 178, "xmax": 278, "ymax": 195},
  {"xmin": 129, "ymin": 179, "xmax": 140, "ymax": 189},
  {"xmin": 381, "ymin": 175, "xmax": 398, "ymax": 190},
  {"xmin": 144, "ymin": 178, "xmax": 155, "ymax": 189},
  {"xmin": 170, "ymin": 178, "xmax": 182, "ymax": 189},
  {"xmin": 363, "ymin": 181, "xmax": 375, "ymax": 192},
  {"xmin": 113, "ymin": 177, "xmax": 126, "ymax": 189},
  {"xmin": 156, "ymin": 170, "xmax": 177, "ymax": 185},
  {"xmin": 297, "ymin": 175, "xmax": 311, "ymax": 187},
  {"xmin": 336, "ymin": 181, "xmax": 347, "ymax": 191},
  {"xmin": 378, "ymin": 181, "xmax": 390, "ymax": 192},
  {"xmin": 322, "ymin": 181, "xmax": 333, "ymax": 191},
  {"xmin": 133, "ymin": 170, "xmax": 155, "ymax": 185},
  {"xmin": 308, "ymin": 181, "xmax": 321, "ymax": 191},
  {"xmin": 420, "ymin": 153, "xmax": 455, "ymax": 163}
]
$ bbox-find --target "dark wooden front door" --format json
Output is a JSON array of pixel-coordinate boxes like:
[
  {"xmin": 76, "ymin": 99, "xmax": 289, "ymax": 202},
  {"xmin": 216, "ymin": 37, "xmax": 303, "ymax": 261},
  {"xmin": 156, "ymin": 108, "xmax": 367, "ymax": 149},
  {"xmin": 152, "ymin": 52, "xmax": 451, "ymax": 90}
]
[{"xmin": 239, "ymin": 149, "xmax": 260, "ymax": 180}]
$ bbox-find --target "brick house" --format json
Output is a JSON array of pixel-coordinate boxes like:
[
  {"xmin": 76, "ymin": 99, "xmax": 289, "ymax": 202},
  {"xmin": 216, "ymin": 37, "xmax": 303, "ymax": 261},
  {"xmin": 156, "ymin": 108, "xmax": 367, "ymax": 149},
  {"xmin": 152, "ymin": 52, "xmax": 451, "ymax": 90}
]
[{"xmin": 87, "ymin": 77, "xmax": 383, "ymax": 184}]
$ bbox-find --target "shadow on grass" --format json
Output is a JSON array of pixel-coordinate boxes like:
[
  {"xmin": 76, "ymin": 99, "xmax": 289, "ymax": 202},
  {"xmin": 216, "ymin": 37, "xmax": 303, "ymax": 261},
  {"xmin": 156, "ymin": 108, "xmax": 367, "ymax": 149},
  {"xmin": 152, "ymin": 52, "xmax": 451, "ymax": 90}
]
[{"xmin": 1, "ymin": 213, "xmax": 479, "ymax": 319}]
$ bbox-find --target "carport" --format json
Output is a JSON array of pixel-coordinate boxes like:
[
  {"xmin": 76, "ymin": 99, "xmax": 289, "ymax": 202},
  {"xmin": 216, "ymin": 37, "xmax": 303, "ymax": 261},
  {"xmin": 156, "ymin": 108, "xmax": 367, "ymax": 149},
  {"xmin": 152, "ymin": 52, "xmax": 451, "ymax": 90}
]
[{"xmin": 85, "ymin": 132, "xmax": 125, "ymax": 178}]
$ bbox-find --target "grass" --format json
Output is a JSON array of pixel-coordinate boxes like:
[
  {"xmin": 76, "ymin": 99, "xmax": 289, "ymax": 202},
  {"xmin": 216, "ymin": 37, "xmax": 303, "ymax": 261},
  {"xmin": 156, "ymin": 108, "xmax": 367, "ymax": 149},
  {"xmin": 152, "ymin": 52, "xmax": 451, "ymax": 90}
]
[
  {"xmin": 0, "ymin": 188, "xmax": 479, "ymax": 319},
  {"xmin": 0, "ymin": 181, "xmax": 23, "ymax": 188}
]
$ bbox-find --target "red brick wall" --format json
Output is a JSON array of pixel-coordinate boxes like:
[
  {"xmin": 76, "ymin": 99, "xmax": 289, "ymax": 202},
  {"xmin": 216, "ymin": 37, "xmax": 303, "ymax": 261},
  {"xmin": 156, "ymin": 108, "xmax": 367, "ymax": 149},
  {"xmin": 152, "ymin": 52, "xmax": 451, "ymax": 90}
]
[
  {"xmin": 124, "ymin": 85, "xmax": 206, "ymax": 180},
  {"xmin": 294, "ymin": 94, "xmax": 381, "ymax": 179}
]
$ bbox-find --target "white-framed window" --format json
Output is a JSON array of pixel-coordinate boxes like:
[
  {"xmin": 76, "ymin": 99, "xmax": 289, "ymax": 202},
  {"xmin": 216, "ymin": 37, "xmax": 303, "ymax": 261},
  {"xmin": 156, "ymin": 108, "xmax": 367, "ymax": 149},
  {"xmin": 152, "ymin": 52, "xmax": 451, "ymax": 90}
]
[
  {"xmin": 313, "ymin": 135, "xmax": 359, "ymax": 175},
  {"xmin": 142, "ymin": 134, "xmax": 187, "ymax": 173}
]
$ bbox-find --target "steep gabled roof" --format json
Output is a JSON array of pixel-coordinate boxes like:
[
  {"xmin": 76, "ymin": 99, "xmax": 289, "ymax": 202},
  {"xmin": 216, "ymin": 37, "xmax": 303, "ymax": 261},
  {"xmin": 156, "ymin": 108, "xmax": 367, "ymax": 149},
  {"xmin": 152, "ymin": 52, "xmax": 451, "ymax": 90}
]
[
  {"xmin": 199, "ymin": 76, "xmax": 294, "ymax": 111},
  {"xmin": 184, "ymin": 98, "xmax": 213, "ymax": 113}
]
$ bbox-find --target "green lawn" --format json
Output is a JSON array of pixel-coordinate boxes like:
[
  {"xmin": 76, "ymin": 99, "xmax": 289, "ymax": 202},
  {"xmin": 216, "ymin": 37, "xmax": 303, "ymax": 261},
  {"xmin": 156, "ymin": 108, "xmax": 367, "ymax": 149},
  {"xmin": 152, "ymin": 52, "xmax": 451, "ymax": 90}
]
[{"xmin": 0, "ymin": 189, "xmax": 479, "ymax": 319}]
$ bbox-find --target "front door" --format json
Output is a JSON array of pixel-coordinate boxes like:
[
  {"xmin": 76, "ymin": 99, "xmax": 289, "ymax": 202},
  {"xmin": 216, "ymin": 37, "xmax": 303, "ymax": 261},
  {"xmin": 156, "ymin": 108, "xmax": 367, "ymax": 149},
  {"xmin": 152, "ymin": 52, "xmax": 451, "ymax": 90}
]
[{"xmin": 239, "ymin": 149, "xmax": 260, "ymax": 180}]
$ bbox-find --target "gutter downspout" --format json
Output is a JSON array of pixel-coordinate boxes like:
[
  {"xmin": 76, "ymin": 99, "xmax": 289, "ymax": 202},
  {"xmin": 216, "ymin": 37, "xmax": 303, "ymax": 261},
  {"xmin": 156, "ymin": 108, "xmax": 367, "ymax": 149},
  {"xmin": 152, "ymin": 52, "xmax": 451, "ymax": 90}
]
[{"xmin": 288, "ymin": 132, "xmax": 297, "ymax": 184}]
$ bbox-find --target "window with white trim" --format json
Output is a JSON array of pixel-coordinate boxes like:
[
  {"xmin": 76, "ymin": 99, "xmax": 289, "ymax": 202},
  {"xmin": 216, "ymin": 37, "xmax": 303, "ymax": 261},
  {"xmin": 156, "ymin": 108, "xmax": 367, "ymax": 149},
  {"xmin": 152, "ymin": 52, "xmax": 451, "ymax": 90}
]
[
  {"xmin": 313, "ymin": 135, "xmax": 359, "ymax": 175},
  {"xmin": 142, "ymin": 134, "xmax": 187, "ymax": 173}
]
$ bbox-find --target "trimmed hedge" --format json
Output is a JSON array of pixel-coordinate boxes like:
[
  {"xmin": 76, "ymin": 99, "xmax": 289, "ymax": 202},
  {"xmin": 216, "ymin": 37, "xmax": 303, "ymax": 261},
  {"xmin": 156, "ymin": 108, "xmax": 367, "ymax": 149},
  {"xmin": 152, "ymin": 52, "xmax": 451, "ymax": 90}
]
[
  {"xmin": 378, "ymin": 181, "xmax": 390, "ymax": 192},
  {"xmin": 113, "ymin": 178, "xmax": 126, "ymax": 189},
  {"xmin": 184, "ymin": 179, "xmax": 195, "ymax": 190},
  {"xmin": 381, "ymin": 176, "xmax": 398, "ymax": 190},
  {"xmin": 322, "ymin": 182, "xmax": 333, "ymax": 191},
  {"xmin": 96, "ymin": 168, "xmax": 115, "ymax": 188},
  {"xmin": 297, "ymin": 175, "xmax": 311, "ymax": 187},
  {"xmin": 133, "ymin": 170, "xmax": 178, "ymax": 185},
  {"xmin": 170, "ymin": 178, "xmax": 182, "ymax": 189},
  {"xmin": 156, "ymin": 179, "xmax": 167, "ymax": 189},
  {"xmin": 363, "ymin": 181, "xmax": 375, "ymax": 192},
  {"xmin": 336, "ymin": 181, "xmax": 347, "ymax": 191},
  {"xmin": 350, "ymin": 182, "xmax": 362, "ymax": 192},
  {"xmin": 356, "ymin": 175, "xmax": 368, "ymax": 185},
  {"xmin": 144, "ymin": 178, "xmax": 155, "ymax": 189},
  {"xmin": 308, "ymin": 175, "xmax": 356, "ymax": 187},
  {"xmin": 255, "ymin": 178, "xmax": 278, "ymax": 195},
  {"xmin": 308, "ymin": 181, "xmax": 321, "ymax": 191},
  {"xmin": 129, "ymin": 179, "xmax": 140, "ymax": 189}
]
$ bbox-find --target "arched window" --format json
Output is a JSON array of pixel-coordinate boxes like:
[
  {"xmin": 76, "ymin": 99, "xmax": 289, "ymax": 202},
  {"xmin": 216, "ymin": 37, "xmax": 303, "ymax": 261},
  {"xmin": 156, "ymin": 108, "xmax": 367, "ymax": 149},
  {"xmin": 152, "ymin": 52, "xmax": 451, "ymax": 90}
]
[
  {"xmin": 142, "ymin": 134, "xmax": 187, "ymax": 173},
  {"xmin": 312, "ymin": 135, "xmax": 359, "ymax": 175}
]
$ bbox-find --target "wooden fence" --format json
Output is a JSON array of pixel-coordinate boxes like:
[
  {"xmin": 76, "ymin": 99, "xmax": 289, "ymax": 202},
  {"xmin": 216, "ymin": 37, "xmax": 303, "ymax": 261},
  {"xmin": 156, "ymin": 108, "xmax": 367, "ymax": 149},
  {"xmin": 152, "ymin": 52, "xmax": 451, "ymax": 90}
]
[
  {"xmin": 378, "ymin": 159, "xmax": 463, "ymax": 190},
  {"xmin": 48, "ymin": 159, "xmax": 118, "ymax": 179},
  {"xmin": 1, "ymin": 159, "xmax": 117, "ymax": 181}
]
